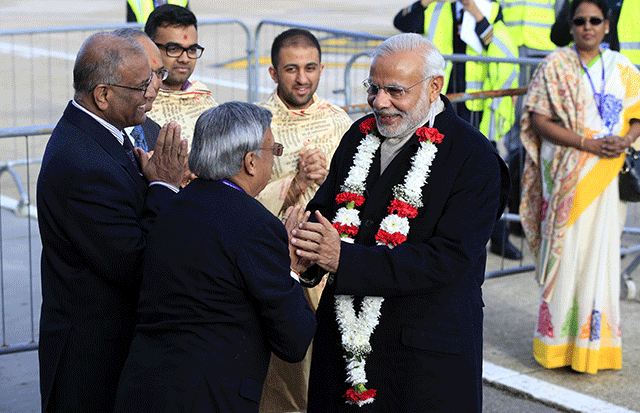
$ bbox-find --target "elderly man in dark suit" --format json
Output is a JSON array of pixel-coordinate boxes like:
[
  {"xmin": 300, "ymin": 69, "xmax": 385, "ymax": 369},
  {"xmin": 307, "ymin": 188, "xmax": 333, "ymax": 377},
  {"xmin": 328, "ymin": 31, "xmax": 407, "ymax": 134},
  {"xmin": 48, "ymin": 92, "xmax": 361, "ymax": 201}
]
[
  {"xmin": 113, "ymin": 101, "xmax": 317, "ymax": 413},
  {"xmin": 36, "ymin": 32, "xmax": 187, "ymax": 413},
  {"xmin": 291, "ymin": 33, "xmax": 509, "ymax": 412}
]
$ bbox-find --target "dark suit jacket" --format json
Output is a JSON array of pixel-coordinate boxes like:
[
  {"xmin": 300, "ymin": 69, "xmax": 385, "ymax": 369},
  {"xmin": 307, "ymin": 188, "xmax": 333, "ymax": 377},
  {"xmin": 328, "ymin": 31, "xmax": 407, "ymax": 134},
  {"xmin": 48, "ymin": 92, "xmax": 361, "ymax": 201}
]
[
  {"xmin": 113, "ymin": 178, "xmax": 317, "ymax": 413},
  {"xmin": 141, "ymin": 116, "xmax": 161, "ymax": 151},
  {"xmin": 305, "ymin": 96, "xmax": 509, "ymax": 412},
  {"xmin": 36, "ymin": 102, "xmax": 177, "ymax": 412}
]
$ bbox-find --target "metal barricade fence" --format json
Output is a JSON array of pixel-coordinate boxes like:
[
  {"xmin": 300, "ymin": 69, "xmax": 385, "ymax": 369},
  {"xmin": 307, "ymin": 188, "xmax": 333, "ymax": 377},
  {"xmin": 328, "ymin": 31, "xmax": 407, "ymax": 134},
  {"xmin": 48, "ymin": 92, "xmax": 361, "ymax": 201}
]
[
  {"xmin": 0, "ymin": 20, "xmax": 252, "ymax": 128},
  {"xmin": 0, "ymin": 126, "xmax": 50, "ymax": 355}
]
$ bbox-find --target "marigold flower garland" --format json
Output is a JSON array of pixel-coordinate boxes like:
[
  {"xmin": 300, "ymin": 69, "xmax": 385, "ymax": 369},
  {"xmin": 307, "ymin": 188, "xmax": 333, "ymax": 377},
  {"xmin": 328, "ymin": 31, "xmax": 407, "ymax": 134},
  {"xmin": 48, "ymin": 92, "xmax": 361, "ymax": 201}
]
[{"xmin": 331, "ymin": 116, "xmax": 443, "ymax": 406}]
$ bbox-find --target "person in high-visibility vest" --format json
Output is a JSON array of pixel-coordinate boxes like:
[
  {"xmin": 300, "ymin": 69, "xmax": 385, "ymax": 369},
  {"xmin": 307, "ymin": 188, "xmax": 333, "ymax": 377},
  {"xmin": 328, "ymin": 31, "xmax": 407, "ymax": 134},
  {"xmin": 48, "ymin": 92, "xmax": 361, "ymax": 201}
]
[
  {"xmin": 127, "ymin": 0, "xmax": 189, "ymax": 24},
  {"xmin": 501, "ymin": 0, "xmax": 560, "ymax": 58},
  {"xmin": 551, "ymin": 0, "xmax": 639, "ymax": 65},
  {"xmin": 395, "ymin": 0, "xmax": 523, "ymax": 260}
]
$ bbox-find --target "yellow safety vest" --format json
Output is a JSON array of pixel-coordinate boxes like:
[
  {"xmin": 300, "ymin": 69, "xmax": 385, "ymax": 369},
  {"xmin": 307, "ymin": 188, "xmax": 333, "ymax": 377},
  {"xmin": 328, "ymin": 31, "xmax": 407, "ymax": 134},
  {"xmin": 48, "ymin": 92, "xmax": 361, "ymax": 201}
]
[
  {"xmin": 423, "ymin": 3, "xmax": 519, "ymax": 140},
  {"xmin": 127, "ymin": 0, "xmax": 189, "ymax": 24},
  {"xmin": 500, "ymin": 0, "xmax": 556, "ymax": 51},
  {"xmin": 617, "ymin": 0, "xmax": 640, "ymax": 65}
]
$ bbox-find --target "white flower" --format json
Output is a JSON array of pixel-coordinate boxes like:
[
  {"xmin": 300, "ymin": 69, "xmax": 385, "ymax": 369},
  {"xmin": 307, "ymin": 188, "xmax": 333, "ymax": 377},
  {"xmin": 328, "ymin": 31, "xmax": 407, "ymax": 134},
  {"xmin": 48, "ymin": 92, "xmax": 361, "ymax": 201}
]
[
  {"xmin": 332, "ymin": 125, "xmax": 441, "ymax": 406},
  {"xmin": 379, "ymin": 215, "xmax": 410, "ymax": 235},
  {"xmin": 334, "ymin": 208, "xmax": 361, "ymax": 227}
]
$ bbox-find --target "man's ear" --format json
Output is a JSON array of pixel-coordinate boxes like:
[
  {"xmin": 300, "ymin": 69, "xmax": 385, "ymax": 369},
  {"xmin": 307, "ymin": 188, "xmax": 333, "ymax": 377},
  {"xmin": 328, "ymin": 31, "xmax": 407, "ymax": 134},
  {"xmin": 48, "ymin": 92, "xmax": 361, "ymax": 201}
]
[
  {"xmin": 268, "ymin": 66, "xmax": 278, "ymax": 84},
  {"xmin": 243, "ymin": 151, "xmax": 258, "ymax": 177},
  {"xmin": 429, "ymin": 75, "xmax": 444, "ymax": 102},
  {"xmin": 92, "ymin": 85, "xmax": 110, "ymax": 111}
]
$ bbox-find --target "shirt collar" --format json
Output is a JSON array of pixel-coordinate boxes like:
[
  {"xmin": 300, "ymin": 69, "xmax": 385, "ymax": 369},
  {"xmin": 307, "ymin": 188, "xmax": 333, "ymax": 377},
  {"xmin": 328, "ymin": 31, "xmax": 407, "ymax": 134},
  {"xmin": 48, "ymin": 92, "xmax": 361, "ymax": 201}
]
[{"xmin": 72, "ymin": 99, "xmax": 124, "ymax": 144}]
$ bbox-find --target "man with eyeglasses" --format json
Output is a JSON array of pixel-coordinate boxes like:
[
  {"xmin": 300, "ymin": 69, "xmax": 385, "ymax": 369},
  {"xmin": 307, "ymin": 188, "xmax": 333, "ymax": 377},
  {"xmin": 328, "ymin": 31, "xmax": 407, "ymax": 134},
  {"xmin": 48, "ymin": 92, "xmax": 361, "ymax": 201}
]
[
  {"xmin": 290, "ymin": 33, "xmax": 509, "ymax": 412},
  {"xmin": 113, "ymin": 28, "xmax": 169, "ymax": 152},
  {"xmin": 37, "ymin": 32, "xmax": 187, "ymax": 413},
  {"xmin": 144, "ymin": 4, "xmax": 217, "ymax": 147},
  {"xmin": 113, "ymin": 102, "xmax": 316, "ymax": 413},
  {"xmin": 255, "ymin": 28, "xmax": 352, "ymax": 413}
]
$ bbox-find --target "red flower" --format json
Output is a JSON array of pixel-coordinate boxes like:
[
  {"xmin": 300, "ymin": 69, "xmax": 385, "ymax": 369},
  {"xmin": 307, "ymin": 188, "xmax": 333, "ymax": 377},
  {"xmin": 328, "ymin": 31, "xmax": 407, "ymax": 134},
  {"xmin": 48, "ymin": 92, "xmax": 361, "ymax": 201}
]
[
  {"xmin": 375, "ymin": 229, "xmax": 407, "ymax": 247},
  {"xmin": 343, "ymin": 387, "xmax": 377, "ymax": 402},
  {"xmin": 336, "ymin": 192, "xmax": 365, "ymax": 207},
  {"xmin": 387, "ymin": 199, "xmax": 418, "ymax": 218},
  {"xmin": 359, "ymin": 117, "xmax": 377, "ymax": 135},
  {"xmin": 416, "ymin": 127, "xmax": 444, "ymax": 144},
  {"xmin": 333, "ymin": 222, "xmax": 359, "ymax": 237}
]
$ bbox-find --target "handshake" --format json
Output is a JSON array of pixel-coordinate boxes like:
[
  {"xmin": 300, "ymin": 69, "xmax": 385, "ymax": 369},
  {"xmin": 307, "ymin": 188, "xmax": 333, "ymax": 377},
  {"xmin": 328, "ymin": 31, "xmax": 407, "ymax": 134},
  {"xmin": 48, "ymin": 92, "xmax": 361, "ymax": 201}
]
[{"xmin": 283, "ymin": 205, "xmax": 341, "ymax": 286}]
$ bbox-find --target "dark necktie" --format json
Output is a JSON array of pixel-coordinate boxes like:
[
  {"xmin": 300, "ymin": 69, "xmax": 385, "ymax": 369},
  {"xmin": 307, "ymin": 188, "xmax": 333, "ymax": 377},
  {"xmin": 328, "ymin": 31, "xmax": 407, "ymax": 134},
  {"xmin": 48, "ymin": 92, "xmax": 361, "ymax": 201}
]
[
  {"xmin": 130, "ymin": 125, "xmax": 148, "ymax": 152},
  {"xmin": 122, "ymin": 132, "xmax": 141, "ymax": 173}
]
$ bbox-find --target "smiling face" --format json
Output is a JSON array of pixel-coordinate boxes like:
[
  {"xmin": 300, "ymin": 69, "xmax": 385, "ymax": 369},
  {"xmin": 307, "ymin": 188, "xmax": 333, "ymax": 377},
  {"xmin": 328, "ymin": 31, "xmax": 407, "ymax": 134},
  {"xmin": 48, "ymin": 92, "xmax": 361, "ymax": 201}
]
[
  {"xmin": 153, "ymin": 24, "xmax": 198, "ymax": 90},
  {"xmin": 571, "ymin": 1, "xmax": 609, "ymax": 55},
  {"xmin": 268, "ymin": 45, "xmax": 323, "ymax": 110},
  {"xmin": 104, "ymin": 52, "xmax": 153, "ymax": 129},
  {"xmin": 366, "ymin": 50, "xmax": 434, "ymax": 139}
]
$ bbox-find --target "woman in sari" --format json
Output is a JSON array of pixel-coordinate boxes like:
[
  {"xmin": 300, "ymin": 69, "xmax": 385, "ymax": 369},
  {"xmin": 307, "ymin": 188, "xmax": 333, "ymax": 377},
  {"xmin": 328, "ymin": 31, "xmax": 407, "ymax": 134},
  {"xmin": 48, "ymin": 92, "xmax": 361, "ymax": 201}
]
[{"xmin": 520, "ymin": 0, "xmax": 640, "ymax": 374}]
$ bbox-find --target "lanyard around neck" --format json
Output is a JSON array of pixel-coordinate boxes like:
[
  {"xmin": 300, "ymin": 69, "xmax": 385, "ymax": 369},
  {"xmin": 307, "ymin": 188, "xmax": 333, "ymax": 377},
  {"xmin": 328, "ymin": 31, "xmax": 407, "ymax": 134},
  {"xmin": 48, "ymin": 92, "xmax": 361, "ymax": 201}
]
[
  {"xmin": 220, "ymin": 179, "xmax": 244, "ymax": 193},
  {"xmin": 575, "ymin": 46, "xmax": 605, "ymax": 122}
]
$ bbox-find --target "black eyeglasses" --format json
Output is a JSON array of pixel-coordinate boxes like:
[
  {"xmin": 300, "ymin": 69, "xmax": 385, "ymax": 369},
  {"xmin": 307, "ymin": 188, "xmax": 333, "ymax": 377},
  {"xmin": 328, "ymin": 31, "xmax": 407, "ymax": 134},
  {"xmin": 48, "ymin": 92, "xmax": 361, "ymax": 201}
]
[
  {"xmin": 257, "ymin": 142, "xmax": 284, "ymax": 157},
  {"xmin": 155, "ymin": 42, "xmax": 205, "ymax": 59},
  {"xmin": 154, "ymin": 68, "xmax": 169, "ymax": 81},
  {"xmin": 572, "ymin": 16, "xmax": 604, "ymax": 26},
  {"xmin": 362, "ymin": 77, "xmax": 432, "ymax": 99},
  {"xmin": 109, "ymin": 73, "xmax": 154, "ymax": 94}
]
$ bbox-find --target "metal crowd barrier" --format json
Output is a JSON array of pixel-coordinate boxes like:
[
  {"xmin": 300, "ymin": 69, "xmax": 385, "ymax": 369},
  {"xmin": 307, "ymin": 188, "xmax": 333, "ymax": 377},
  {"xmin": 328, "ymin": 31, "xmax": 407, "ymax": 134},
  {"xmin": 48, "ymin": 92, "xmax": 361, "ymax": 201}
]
[
  {"xmin": 0, "ymin": 126, "xmax": 50, "ymax": 355},
  {"xmin": 0, "ymin": 19, "xmax": 252, "ymax": 128}
]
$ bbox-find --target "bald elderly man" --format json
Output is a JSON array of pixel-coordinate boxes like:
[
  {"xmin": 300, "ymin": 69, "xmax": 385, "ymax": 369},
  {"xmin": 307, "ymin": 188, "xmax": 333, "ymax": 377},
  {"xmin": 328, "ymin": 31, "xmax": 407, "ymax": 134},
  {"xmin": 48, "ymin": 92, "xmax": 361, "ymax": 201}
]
[{"xmin": 37, "ymin": 32, "xmax": 186, "ymax": 413}]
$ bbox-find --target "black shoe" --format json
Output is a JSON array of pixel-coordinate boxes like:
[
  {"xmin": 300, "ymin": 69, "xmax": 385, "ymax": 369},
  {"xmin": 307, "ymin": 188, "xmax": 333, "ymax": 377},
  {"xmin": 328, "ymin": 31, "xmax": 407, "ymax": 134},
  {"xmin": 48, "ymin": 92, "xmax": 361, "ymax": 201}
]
[{"xmin": 490, "ymin": 240, "xmax": 523, "ymax": 260}]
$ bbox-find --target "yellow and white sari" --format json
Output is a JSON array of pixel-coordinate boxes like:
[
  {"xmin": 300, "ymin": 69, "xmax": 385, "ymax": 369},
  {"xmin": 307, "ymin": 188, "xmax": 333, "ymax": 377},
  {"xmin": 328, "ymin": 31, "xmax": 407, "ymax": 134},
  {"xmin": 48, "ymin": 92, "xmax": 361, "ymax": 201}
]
[{"xmin": 521, "ymin": 47, "xmax": 640, "ymax": 373}]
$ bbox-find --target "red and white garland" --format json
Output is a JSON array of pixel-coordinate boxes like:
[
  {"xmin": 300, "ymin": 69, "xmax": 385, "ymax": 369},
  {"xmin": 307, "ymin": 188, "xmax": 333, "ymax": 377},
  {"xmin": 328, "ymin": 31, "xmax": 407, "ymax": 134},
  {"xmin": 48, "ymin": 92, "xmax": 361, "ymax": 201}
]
[{"xmin": 332, "ymin": 117, "xmax": 443, "ymax": 406}]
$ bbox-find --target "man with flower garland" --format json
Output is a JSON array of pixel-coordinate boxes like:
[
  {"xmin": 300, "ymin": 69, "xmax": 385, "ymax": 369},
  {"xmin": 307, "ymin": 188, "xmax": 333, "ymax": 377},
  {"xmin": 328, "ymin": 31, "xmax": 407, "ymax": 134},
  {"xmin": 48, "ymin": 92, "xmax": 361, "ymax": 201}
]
[{"xmin": 290, "ymin": 33, "xmax": 509, "ymax": 412}]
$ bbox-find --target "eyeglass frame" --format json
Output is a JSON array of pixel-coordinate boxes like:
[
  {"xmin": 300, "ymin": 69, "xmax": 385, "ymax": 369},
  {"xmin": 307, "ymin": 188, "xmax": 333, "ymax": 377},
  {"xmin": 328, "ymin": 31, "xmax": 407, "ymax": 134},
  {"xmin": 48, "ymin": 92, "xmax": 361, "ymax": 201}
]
[
  {"xmin": 154, "ymin": 42, "xmax": 205, "ymax": 59},
  {"xmin": 108, "ymin": 72, "xmax": 154, "ymax": 94},
  {"xmin": 362, "ymin": 76, "xmax": 433, "ymax": 99},
  {"xmin": 153, "ymin": 67, "xmax": 169, "ymax": 81},
  {"xmin": 256, "ymin": 142, "xmax": 284, "ymax": 157},
  {"xmin": 572, "ymin": 16, "xmax": 604, "ymax": 26}
]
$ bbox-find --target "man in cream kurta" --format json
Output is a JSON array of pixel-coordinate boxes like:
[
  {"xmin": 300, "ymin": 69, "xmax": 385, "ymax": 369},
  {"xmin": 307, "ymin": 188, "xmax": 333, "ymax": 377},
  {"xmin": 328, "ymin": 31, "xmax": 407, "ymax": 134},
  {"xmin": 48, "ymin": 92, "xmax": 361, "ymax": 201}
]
[
  {"xmin": 144, "ymin": 4, "xmax": 217, "ymax": 147},
  {"xmin": 256, "ymin": 29, "xmax": 352, "ymax": 413}
]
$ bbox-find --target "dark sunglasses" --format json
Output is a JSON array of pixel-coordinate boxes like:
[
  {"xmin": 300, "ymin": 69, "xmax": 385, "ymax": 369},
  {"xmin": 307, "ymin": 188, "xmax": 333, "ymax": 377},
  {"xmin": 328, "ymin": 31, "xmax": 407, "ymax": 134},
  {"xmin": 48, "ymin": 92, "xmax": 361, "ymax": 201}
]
[{"xmin": 572, "ymin": 16, "xmax": 604, "ymax": 26}]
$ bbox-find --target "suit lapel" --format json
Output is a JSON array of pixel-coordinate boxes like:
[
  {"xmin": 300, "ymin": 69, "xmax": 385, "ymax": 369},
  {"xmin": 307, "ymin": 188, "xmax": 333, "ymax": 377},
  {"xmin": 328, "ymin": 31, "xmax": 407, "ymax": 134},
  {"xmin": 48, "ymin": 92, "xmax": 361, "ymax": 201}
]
[{"xmin": 64, "ymin": 103, "xmax": 146, "ymax": 190}]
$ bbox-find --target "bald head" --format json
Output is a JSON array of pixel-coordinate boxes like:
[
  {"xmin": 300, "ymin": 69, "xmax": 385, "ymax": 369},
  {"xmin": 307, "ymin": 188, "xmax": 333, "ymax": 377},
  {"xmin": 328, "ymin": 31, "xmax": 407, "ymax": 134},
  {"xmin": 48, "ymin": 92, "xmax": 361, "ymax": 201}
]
[{"xmin": 73, "ymin": 32, "xmax": 145, "ymax": 99}]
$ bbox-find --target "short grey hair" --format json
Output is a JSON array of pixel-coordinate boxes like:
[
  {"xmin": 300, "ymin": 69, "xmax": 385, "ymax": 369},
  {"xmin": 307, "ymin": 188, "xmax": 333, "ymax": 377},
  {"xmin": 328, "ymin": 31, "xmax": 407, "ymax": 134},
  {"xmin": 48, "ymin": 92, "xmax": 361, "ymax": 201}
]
[
  {"xmin": 73, "ymin": 32, "xmax": 144, "ymax": 98},
  {"xmin": 112, "ymin": 27, "xmax": 149, "ymax": 41},
  {"xmin": 372, "ymin": 33, "xmax": 445, "ymax": 78},
  {"xmin": 189, "ymin": 102, "xmax": 273, "ymax": 180}
]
